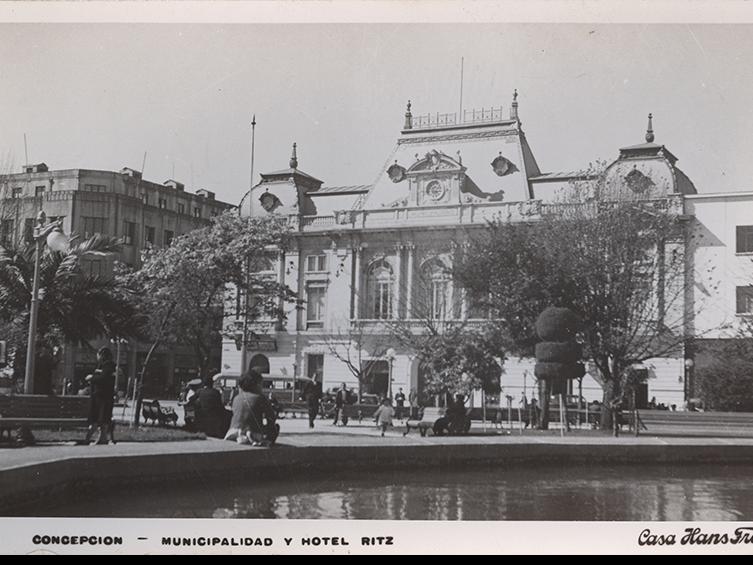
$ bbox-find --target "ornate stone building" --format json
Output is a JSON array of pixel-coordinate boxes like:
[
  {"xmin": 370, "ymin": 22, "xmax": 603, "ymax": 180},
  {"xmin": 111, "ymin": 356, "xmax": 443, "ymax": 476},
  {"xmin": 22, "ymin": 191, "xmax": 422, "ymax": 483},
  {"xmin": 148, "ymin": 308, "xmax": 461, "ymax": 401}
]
[{"xmin": 225, "ymin": 94, "xmax": 753, "ymax": 410}]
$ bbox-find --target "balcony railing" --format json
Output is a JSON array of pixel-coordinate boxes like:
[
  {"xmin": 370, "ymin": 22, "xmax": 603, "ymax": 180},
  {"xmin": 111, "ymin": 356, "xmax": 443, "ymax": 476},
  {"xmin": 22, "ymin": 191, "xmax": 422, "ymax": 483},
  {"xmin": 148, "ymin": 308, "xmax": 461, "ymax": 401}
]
[
  {"xmin": 297, "ymin": 200, "xmax": 542, "ymax": 232},
  {"xmin": 411, "ymin": 106, "xmax": 506, "ymax": 130}
]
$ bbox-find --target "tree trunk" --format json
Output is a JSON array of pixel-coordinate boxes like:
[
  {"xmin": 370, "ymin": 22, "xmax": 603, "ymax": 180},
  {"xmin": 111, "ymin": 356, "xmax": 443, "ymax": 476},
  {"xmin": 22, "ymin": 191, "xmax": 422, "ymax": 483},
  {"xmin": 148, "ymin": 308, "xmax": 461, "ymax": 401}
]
[
  {"xmin": 601, "ymin": 379, "xmax": 615, "ymax": 432},
  {"xmin": 132, "ymin": 305, "xmax": 175, "ymax": 427},
  {"xmin": 539, "ymin": 378, "xmax": 551, "ymax": 430}
]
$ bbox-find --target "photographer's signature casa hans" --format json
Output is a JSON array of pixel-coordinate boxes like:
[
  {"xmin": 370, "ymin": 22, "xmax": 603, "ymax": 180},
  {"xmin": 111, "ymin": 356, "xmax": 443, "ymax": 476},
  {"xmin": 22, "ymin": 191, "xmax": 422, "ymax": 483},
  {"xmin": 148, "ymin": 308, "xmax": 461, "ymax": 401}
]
[{"xmin": 639, "ymin": 527, "xmax": 753, "ymax": 546}]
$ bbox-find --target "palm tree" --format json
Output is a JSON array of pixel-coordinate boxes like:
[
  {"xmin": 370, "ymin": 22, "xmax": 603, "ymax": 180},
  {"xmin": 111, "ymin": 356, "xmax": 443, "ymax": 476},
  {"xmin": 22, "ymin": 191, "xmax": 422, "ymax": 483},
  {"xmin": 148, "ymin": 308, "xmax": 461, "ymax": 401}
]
[{"xmin": 0, "ymin": 233, "xmax": 144, "ymax": 393}]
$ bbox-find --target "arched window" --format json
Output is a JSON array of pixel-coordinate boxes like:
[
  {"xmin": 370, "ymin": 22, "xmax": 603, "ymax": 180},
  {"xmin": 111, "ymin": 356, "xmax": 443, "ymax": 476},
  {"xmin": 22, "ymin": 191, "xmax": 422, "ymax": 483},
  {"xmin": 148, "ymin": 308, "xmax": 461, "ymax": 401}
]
[
  {"xmin": 420, "ymin": 258, "xmax": 452, "ymax": 320},
  {"xmin": 367, "ymin": 259, "xmax": 394, "ymax": 319},
  {"xmin": 248, "ymin": 353, "xmax": 270, "ymax": 375}
]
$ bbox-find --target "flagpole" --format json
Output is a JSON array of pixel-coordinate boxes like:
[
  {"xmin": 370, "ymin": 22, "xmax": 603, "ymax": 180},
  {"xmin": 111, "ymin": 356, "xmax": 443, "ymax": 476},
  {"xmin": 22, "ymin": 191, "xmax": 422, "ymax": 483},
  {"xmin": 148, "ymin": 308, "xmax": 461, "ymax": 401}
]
[{"xmin": 240, "ymin": 115, "xmax": 256, "ymax": 377}]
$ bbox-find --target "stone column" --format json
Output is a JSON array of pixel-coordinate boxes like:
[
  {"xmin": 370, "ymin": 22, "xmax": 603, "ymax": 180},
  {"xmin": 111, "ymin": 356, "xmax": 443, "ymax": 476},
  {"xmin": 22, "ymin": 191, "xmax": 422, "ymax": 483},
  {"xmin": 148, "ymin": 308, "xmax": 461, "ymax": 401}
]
[
  {"xmin": 276, "ymin": 250, "xmax": 286, "ymax": 330},
  {"xmin": 393, "ymin": 244, "xmax": 403, "ymax": 319},
  {"xmin": 353, "ymin": 245, "xmax": 363, "ymax": 320},
  {"xmin": 406, "ymin": 243, "xmax": 415, "ymax": 319}
]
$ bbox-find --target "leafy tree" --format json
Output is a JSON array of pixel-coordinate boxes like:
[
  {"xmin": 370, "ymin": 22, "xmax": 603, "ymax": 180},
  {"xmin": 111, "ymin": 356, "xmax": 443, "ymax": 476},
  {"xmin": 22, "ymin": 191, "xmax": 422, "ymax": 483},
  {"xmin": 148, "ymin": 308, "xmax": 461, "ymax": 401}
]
[
  {"xmin": 695, "ymin": 336, "xmax": 753, "ymax": 412},
  {"xmin": 0, "ymin": 233, "xmax": 142, "ymax": 393},
  {"xmin": 124, "ymin": 211, "xmax": 297, "ymax": 424},
  {"xmin": 384, "ymin": 244, "xmax": 505, "ymax": 404},
  {"xmin": 410, "ymin": 324, "xmax": 504, "ymax": 400},
  {"xmin": 455, "ymin": 167, "xmax": 710, "ymax": 429}
]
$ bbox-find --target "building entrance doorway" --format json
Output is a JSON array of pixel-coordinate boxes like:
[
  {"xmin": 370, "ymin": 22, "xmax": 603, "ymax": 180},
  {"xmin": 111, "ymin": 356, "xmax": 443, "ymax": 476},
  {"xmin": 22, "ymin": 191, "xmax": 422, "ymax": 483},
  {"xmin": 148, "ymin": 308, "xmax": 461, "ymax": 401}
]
[{"xmin": 361, "ymin": 360, "xmax": 389, "ymax": 399}]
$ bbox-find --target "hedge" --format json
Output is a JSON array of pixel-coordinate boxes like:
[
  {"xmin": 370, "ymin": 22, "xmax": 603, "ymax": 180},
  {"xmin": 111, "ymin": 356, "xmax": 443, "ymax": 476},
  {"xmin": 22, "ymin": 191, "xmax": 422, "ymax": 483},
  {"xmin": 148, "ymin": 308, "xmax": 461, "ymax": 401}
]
[
  {"xmin": 534, "ymin": 361, "xmax": 586, "ymax": 381},
  {"xmin": 534, "ymin": 341, "xmax": 582, "ymax": 363},
  {"xmin": 535, "ymin": 307, "xmax": 579, "ymax": 341}
]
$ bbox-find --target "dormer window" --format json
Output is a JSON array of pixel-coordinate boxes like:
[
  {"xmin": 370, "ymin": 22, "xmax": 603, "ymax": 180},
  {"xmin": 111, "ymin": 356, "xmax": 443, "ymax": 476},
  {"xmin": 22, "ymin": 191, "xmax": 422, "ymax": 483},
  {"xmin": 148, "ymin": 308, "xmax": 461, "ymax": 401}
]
[{"xmin": 625, "ymin": 168, "xmax": 655, "ymax": 194}]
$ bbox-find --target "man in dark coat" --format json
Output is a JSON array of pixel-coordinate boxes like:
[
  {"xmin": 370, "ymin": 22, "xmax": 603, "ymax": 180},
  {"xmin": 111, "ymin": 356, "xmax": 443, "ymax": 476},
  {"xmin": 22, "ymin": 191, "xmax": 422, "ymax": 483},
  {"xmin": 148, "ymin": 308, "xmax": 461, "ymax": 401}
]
[
  {"xmin": 195, "ymin": 376, "xmax": 232, "ymax": 438},
  {"xmin": 301, "ymin": 375, "xmax": 322, "ymax": 429},
  {"xmin": 85, "ymin": 347, "xmax": 117, "ymax": 445},
  {"xmin": 332, "ymin": 383, "xmax": 351, "ymax": 426}
]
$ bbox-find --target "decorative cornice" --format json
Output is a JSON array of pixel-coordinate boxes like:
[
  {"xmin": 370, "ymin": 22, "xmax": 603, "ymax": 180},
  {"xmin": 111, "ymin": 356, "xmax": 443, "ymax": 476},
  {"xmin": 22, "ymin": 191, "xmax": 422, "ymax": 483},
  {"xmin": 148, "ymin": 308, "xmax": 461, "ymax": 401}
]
[{"xmin": 397, "ymin": 129, "xmax": 518, "ymax": 145}]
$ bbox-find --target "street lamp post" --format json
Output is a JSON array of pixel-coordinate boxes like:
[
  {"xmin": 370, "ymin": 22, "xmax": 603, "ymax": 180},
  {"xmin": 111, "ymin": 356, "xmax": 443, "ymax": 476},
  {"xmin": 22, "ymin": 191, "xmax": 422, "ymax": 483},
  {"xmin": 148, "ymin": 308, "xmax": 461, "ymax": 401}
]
[
  {"xmin": 385, "ymin": 347, "xmax": 396, "ymax": 400},
  {"xmin": 24, "ymin": 211, "xmax": 68, "ymax": 395},
  {"xmin": 111, "ymin": 337, "xmax": 128, "ymax": 403},
  {"xmin": 684, "ymin": 358, "xmax": 695, "ymax": 408}
]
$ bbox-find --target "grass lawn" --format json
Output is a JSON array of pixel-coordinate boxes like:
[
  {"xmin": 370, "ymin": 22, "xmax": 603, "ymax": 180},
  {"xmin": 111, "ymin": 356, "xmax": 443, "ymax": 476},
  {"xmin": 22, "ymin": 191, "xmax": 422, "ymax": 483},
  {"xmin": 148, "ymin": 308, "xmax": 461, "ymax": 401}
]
[{"xmin": 30, "ymin": 425, "xmax": 206, "ymax": 444}]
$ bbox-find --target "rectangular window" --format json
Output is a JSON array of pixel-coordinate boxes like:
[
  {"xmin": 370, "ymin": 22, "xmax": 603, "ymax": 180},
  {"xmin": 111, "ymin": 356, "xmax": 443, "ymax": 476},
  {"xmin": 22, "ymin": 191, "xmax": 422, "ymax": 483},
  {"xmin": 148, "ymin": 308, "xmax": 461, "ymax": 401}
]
[
  {"xmin": 144, "ymin": 225, "xmax": 155, "ymax": 246},
  {"xmin": 193, "ymin": 207, "xmax": 201, "ymax": 218},
  {"xmin": 737, "ymin": 226, "xmax": 753, "ymax": 254},
  {"xmin": 35, "ymin": 185, "xmax": 45, "ymax": 197},
  {"xmin": 305, "ymin": 254, "xmax": 327, "ymax": 272},
  {"xmin": 0, "ymin": 220, "xmax": 13, "ymax": 246},
  {"xmin": 123, "ymin": 221, "xmax": 137, "ymax": 246},
  {"xmin": 164, "ymin": 230, "xmax": 174, "ymax": 246},
  {"xmin": 24, "ymin": 218, "xmax": 35, "ymax": 243},
  {"xmin": 177, "ymin": 203, "xmax": 185, "ymax": 215},
  {"xmin": 83, "ymin": 184, "xmax": 107, "ymax": 193},
  {"xmin": 141, "ymin": 193, "xmax": 149, "ymax": 205},
  {"xmin": 82, "ymin": 216, "xmax": 107, "ymax": 238},
  {"xmin": 737, "ymin": 286, "xmax": 753, "ymax": 314},
  {"xmin": 431, "ymin": 280, "xmax": 449, "ymax": 320},
  {"xmin": 374, "ymin": 280, "xmax": 392, "ymax": 319},
  {"xmin": 158, "ymin": 198, "xmax": 168, "ymax": 210},
  {"xmin": 306, "ymin": 354, "xmax": 324, "ymax": 380},
  {"xmin": 306, "ymin": 283, "xmax": 327, "ymax": 327},
  {"xmin": 11, "ymin": 187, "xmax": 22, "ymax": 198}
]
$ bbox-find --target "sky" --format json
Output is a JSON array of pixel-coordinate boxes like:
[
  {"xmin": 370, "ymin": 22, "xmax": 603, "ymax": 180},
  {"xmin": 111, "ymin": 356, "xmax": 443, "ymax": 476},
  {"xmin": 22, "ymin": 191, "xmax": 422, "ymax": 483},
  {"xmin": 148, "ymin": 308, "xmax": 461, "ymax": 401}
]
[{"xmin": 2, "ymin": 20, "xmax": 753, "ymax": 205}]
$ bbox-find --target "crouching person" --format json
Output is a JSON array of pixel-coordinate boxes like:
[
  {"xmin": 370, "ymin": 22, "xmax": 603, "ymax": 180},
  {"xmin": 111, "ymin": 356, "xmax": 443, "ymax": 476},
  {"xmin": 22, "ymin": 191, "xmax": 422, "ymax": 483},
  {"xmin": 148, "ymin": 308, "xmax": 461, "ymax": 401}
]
[{"xmin": 224, "ymin": 370, "xmax": 280, "ymax": 447}]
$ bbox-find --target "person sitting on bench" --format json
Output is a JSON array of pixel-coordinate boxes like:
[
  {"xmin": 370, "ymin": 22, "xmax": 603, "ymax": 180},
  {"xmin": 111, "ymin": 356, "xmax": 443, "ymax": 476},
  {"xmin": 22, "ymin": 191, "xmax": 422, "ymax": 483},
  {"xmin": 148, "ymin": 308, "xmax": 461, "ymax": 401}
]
[{"xmin": 195, "ymin": 376, "xmax": 232, "ymax": 439}]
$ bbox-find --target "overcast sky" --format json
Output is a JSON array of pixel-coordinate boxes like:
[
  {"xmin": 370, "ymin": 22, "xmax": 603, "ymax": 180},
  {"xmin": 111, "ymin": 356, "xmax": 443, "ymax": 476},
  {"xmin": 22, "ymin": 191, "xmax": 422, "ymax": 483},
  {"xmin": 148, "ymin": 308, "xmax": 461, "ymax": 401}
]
[{"xmin": 1, "ymin": 22, "xmax": 753, "ymax": 204}]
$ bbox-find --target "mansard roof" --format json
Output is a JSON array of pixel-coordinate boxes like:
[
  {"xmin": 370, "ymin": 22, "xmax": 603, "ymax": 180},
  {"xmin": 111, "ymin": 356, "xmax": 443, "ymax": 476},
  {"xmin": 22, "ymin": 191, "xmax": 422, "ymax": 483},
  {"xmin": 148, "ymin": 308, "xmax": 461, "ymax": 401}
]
[{"xmin": 362, "ymin": 97, "xmax": 541, "ymax": 209}]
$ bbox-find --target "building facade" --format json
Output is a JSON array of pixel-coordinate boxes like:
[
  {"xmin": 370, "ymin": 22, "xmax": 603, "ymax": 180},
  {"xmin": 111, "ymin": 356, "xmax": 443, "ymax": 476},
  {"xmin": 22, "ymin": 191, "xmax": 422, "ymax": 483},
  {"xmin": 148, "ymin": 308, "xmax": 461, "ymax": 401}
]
[
  {"xmin": 0, "ymin": 164, "xmax": 236, "ymax": 396},
  {"xmin": 224, "ymin": 95, "xmax": 753, "ymax": 410}
]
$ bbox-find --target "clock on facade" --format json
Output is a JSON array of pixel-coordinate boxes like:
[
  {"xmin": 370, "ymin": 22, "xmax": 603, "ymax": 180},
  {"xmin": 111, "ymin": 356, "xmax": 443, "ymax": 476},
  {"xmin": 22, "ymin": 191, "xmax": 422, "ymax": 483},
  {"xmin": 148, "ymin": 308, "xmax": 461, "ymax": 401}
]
[{"xmin": 425, "ymin": 180, "xmax": 445, "ymax": 201}]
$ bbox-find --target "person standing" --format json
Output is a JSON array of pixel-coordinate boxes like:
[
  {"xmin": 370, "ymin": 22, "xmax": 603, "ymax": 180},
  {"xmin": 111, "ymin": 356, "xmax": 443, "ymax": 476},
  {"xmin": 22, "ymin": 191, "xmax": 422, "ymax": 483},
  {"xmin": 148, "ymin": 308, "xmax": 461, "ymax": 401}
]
[
  {"xmin": 394, "ymin": 388, "xmax": 406, "ymax": 421},
  {"xmin": 85, "ymin": 347, "xmax": 117, "ymax": 445},
  {"xmin": 332, "ymin": 383, "xmax": 350, "ymax": 426},
  {"xmin": 373, "ymin": 397, "xmax": 395, "ymax": 437},
  {"xmin": 529, "ymin": 397, "xmax": 540, "ymax": 430},
  {"xmin": 301, "ymin": 374, "xmax": 322, "ymax": 429},
  {"xmin": 408, "ymin": 387, "xmax": 418, "ymax": 419}
]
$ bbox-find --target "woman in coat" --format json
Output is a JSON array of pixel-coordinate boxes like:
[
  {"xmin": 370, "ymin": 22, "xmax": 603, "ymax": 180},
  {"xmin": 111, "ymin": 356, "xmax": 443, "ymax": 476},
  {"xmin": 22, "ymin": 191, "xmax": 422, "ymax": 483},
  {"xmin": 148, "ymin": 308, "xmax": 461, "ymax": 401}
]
[{"xmin": 85, "ymin": 347, "xmax": 117, "ymax": 445}]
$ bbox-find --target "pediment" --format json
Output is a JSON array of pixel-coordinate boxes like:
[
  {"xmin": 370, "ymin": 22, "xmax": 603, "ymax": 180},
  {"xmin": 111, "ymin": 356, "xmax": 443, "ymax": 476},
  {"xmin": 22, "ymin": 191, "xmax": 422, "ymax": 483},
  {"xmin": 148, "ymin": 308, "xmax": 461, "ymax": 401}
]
[{"xmin": 407, "ymin": 149, "xmax": 465, "ymax": 175}]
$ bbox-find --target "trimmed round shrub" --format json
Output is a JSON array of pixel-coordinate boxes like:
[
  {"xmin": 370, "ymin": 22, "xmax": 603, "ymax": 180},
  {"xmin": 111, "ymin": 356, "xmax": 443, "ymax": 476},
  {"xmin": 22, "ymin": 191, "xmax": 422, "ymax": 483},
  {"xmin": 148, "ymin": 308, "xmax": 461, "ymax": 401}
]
[
  {"xmin": 535, "ymin": 341, "xmax": 582, "ymax": 363},
  {"xmin": 535, "ymin": 307, "xmax": 579, "ymax": 341},
  {"xmin": 535, "ymin": 361, "xmax": 586, "ymax": 381}
]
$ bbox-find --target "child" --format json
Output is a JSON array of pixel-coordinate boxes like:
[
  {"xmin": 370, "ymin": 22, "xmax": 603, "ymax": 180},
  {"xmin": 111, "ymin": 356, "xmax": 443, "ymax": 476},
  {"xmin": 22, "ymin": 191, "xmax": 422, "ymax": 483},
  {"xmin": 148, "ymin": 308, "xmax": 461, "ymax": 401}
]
[{"xmin": 373, "ymin": 398, "xmax": 395, "ymax": 437}]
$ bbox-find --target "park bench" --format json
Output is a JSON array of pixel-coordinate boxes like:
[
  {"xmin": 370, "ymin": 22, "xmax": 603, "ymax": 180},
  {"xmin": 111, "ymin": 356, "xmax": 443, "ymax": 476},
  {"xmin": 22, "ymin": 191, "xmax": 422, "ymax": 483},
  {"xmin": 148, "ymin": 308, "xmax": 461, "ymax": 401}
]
[
  {"xmin": 277, "ymin": 401, "xmax": 310, "ymax": 419},
  {"xmin": 141, "ymin": 399, "xmax": 178, "ymax": 426},
  {"xmin": 0, "ymin": 394, "xmax": 90, "ymax": 442},
  {"xmin": 403, "ymin": 407, "xmax": 446, "ymax": 437}
]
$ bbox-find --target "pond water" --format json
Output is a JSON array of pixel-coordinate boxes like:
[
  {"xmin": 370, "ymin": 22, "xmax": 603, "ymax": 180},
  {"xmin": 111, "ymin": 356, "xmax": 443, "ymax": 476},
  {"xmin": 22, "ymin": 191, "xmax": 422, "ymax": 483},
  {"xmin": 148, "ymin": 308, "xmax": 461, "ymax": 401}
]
[{"xmin": 21, "ymin": 463, "xmax": 753, "ymax": 520}]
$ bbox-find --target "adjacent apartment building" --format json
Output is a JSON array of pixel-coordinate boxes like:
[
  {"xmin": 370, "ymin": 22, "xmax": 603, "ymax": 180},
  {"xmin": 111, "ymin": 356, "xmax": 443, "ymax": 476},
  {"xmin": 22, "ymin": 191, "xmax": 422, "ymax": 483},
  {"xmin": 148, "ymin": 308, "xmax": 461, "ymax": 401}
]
[
  {"xmin": 222, "ymin": 92, "xmax": 753, "ymax": 411},
  {"xmin": 0, "ymin": 164, "xmax": 235, "ymax": 396}
]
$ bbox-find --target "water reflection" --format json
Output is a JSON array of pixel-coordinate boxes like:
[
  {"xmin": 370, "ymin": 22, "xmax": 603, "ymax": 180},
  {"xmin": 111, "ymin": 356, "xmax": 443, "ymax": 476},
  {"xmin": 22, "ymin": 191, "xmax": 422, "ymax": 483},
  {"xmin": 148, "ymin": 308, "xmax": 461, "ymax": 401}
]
[{"xmin": 26, "ymin": 464, "xmax": 753, "ymax": 520}]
